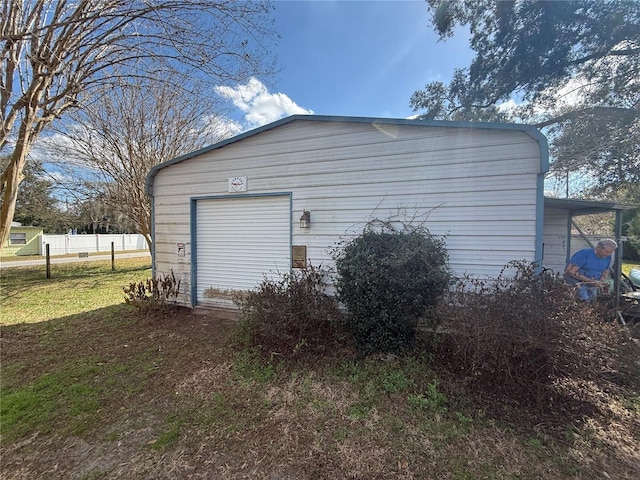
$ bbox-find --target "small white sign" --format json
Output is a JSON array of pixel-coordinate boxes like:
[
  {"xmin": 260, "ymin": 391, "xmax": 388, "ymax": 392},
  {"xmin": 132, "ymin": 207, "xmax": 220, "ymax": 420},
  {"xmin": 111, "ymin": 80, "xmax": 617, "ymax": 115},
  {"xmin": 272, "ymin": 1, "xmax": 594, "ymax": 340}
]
[{"xmin": 228, "ymin": 176, "xmax": 247, "ymax": 192}]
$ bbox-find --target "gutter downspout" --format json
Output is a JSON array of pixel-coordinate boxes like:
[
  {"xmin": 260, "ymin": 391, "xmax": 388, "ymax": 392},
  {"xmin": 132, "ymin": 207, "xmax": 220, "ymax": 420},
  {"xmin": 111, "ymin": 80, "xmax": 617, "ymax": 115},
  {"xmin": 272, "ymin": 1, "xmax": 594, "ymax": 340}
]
[{"xmin": 530, "ymin": 128, "xmax": 549, "ymax": 273}]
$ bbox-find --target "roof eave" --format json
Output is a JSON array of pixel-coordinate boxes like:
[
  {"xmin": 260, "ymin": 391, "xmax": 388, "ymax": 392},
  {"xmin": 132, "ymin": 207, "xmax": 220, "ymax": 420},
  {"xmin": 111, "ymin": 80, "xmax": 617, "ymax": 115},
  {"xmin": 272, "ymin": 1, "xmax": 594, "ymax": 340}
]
[{"xmin": 544, "ymin": 197, "xmax": 638, "ymax": 216}]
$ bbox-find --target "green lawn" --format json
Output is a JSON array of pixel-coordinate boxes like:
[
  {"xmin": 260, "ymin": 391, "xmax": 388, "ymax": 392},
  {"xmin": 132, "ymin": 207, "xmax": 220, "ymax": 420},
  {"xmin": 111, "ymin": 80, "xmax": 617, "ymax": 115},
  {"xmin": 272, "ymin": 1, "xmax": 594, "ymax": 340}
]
[
  {"xmin": 2, "ymin": 259, "xmax": 636, "ymax": 326},
  {"xmin": 0, "ymin": 257, "xmax": 151, "ymax": 324}
]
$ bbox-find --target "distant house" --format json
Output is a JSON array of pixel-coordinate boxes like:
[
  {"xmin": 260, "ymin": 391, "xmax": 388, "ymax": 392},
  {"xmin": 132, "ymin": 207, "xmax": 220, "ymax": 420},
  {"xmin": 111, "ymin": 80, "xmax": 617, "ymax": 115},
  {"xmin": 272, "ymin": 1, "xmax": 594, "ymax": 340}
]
[
  {"xmin": 145, "ymin": 115, "xmax": 633, "ymax": 309},
  {"xmin": 1, "ymin": 222, "xmax": 43, "ymax": 257}
]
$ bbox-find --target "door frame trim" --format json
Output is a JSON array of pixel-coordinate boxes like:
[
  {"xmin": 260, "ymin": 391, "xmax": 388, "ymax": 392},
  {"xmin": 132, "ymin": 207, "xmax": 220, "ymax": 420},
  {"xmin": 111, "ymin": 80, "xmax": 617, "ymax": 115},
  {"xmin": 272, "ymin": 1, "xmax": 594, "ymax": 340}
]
[{"xmin": 190, "ymin": 192, "xmax": 293, "ymax": 307}]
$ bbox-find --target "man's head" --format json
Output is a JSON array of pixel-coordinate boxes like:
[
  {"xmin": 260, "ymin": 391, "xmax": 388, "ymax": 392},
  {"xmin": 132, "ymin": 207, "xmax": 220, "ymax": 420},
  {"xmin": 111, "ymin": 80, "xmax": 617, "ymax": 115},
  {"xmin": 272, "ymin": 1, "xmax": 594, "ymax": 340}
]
[{"xmin": 595, "ymin": 238, "xmax": 618, "ymax": 258}]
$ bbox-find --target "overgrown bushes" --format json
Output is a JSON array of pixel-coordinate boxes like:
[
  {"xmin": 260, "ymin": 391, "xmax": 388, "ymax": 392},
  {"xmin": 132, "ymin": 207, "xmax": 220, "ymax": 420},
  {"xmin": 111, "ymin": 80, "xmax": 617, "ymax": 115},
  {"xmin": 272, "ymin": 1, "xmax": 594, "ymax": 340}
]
[
  {"xmin": 232, "ymin": 223, "xmax": 639, "ymax": 409},
  {"xmin": 333, "ymin": 222, "xmax": 450, "ymax": 354},
  {"xmin": 435, "ymin": 261, "xmax": 640, "ymax": 403},
  {"xmin": 233, "ymin": 222, "xmax": 450, "ymax": 361},
  {"xmin": 233, "ymin": 265, "xmax": 345, "ymax": 364}
]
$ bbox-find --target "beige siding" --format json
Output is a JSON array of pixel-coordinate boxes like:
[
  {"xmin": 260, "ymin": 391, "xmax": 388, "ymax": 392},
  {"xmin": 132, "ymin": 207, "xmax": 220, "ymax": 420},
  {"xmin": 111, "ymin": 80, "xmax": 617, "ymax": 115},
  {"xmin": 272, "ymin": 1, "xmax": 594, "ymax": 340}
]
[
  {"xmin": 151, "ymin": 119, "xmax": 544, "ymax": 307},
  {"xmin": 542, "ymin": 207, "xmax": 570, "ymax": 274}
]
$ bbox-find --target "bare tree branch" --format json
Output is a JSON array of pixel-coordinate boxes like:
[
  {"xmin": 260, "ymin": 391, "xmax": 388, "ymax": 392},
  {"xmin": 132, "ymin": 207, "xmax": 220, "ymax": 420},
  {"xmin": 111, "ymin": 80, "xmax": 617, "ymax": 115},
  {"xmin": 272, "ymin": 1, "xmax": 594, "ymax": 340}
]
[
  {"xmin": 45, "ymin": 68, "xmax": 233, "ymax": 253},
  {"xmin": 0, "ymin": 0, "xmax": 276, "ymax": 252}
]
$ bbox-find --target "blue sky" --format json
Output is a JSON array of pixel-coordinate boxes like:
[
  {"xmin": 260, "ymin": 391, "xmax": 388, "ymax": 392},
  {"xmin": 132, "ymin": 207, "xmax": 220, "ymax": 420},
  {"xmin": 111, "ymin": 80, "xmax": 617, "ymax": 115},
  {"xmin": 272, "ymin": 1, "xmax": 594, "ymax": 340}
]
[
  {"xmin": 39, "ymin": 1, "xmax": 478, "ymax": 193},
  {"xmin": 217, "ymin": 0, "xmax": 474, "ymax": 129}
]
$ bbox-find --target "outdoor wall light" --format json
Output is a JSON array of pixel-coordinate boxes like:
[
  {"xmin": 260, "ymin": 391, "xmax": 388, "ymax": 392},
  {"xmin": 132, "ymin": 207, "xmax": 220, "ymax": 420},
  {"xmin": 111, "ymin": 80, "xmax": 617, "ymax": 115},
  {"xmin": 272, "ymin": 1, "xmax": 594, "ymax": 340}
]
[{"xmin": 299, "ymin": 210, "xmax": 311, "ymax": 229}]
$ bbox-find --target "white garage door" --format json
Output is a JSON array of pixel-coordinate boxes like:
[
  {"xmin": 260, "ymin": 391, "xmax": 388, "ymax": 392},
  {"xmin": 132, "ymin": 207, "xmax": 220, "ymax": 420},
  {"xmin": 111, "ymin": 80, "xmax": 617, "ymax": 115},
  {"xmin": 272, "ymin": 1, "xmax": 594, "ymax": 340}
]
[{"xmin": 195, "ymin": 195, "xmax": 291, "ymax": 304}]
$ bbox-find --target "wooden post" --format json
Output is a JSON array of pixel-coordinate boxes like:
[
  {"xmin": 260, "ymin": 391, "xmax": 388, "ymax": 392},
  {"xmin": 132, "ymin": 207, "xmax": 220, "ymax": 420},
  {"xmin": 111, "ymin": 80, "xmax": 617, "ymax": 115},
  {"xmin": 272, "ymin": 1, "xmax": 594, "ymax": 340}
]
[
  {"xmin": 111, "ymin": 242, "xmax": 115, "ymax": 271},
  {"xmin": 46, "ymin": 244, "xmax": 51, "ymax": 279}
]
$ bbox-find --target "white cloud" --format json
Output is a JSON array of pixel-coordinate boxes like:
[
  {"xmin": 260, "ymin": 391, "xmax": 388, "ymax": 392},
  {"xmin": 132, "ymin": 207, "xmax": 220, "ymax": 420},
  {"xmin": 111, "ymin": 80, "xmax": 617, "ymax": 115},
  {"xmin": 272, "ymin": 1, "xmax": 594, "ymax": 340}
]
[
  {"xmin": 496, "ymin": 77, "xmax": 593, "ymax": 122},
  {"xmin": 215, "ymin": 77, "xmax": 313, "ymax": 128},
  {"xmin": 497, "ymin": 98, "xmax": 520, "ymax": 115}
]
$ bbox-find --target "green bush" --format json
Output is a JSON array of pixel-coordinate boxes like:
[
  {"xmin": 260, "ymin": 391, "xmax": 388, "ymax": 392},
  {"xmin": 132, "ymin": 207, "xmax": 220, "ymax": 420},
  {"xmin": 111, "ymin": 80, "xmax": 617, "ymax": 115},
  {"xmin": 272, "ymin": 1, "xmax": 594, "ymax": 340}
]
[
  {"xmin": 333, "ymin": 222, "xmax": 450, "ymax": 354},
  {"xmin": 233, "ymin": 265, "xmax": 345, "ymax": 364}
]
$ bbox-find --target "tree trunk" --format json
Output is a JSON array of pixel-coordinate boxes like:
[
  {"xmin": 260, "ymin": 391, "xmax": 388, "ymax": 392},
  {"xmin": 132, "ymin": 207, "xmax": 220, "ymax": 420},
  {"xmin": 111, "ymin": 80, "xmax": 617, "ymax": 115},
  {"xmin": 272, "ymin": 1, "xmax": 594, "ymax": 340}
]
[
  {"xmin": 0, "ymin": 119, "xmax": 35, "ymax": 254},
  {"xmin": 0, "ymin": 160, "xmax": 25, "ymax": 252},
  {"xmin": 137, "ymin": 210, "xmax": 153, "ymax": 257}
]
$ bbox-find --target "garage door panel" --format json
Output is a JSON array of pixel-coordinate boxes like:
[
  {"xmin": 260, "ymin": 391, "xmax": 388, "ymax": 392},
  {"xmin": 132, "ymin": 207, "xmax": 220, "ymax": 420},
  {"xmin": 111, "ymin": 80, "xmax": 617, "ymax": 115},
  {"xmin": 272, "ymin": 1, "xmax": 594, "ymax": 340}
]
[{"xmin": 195, "ymin": 195, "xmax": 291, "ymax": 303}]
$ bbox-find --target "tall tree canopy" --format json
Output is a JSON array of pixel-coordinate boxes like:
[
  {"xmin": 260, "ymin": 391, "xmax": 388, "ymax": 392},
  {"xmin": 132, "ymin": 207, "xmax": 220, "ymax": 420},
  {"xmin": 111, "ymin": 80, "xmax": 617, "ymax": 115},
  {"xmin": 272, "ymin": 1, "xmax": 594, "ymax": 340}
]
[
  {"xmin": 0, "ymin": 0, "xmax": 276, "ymax": 253},
  {"xmin": 0, "ymin": 156, "xmax": 69, "ymax": 232},
  {"xmin": 410, "ymin": 0, "xmax": 640, "ymax": 198}
]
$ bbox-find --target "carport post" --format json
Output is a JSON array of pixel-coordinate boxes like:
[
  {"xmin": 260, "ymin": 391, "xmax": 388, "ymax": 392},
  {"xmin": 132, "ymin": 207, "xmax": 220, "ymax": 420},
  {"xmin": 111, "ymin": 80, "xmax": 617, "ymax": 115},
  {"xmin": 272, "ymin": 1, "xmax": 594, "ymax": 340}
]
[{"xmin": 614, "ymin": 211, "xmax": 624, "ymax": 324}]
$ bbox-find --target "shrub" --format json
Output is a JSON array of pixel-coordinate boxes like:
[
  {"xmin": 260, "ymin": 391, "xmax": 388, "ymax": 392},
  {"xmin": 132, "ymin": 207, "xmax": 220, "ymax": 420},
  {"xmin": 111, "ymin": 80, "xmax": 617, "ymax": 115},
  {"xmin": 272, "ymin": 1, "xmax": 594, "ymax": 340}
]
[
  {"xmin": 123, "ymin": 270, "xmax": 181, "ymax": 310},
  {"xmin": 233, "ymin": 264, "xmax": 345, "ymax": 364},
  {"xmin": 333, "ymin": 222, "xmax": 450, "ymax": 354},
  {"xmin": 435, "ymin": 261, "xmax": 640, "ymax": 404}
]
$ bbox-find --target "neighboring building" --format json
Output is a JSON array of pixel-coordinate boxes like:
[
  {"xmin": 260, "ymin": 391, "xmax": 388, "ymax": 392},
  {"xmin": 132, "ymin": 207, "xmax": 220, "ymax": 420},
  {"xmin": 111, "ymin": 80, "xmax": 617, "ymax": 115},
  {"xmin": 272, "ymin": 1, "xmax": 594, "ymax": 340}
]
[
  {"xmin": 1, "ymin": 227, "xmax": 149, "ymax": 258},
  {"xmin": 1, "ymin": 222, "xmax": 43, "ymax": 257},
  {"xmin": 145, "ymin": 115, "xmax": 632, "ymax": 309}
]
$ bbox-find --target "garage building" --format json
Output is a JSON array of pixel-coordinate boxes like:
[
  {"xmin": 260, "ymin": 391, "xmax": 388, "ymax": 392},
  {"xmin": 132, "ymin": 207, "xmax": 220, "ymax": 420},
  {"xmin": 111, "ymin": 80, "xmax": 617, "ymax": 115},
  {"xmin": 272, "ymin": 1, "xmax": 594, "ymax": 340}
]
[{"xmin": 146, "ymin": 115, "xmax": 627, "ymax": 309}]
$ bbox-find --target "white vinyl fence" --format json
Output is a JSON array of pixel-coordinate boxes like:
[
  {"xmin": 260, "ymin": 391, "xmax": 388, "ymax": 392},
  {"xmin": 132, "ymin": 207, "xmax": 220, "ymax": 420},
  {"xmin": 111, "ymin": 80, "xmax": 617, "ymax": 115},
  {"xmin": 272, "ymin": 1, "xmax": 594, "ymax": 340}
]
[{"xmin": 41, "ymin": 233, "xmax": 148, "ymax": 256}]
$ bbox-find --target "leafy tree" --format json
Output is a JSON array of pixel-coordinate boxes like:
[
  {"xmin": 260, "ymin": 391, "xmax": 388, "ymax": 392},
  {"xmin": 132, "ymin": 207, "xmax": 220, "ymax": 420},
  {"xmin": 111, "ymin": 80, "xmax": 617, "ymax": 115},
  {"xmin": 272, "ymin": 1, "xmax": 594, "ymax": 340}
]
[
  {"xmin": 623, "ymin": 210, "xmax": 640, "ymax": 261},
  {"xmin": 620, "ymin": 185, "xmax": 640, "ymax": 260},
  {"xmin": 410, "ymin": 0, "xmax": 640, "ymax": 197},
  {"xmin": 0, "ymin": 0, "xmax": 276, "ymax": 253},
  {"xmin": 69, "ymin": 194, "xmax": 137, "ymax": 234},
  {"xmin": 0, "ymin": 156, "xmax": 69, "ymax": 232},
  {"xmin": 14, "ymin": 160, "xmax": 64, "ymax": 232}
]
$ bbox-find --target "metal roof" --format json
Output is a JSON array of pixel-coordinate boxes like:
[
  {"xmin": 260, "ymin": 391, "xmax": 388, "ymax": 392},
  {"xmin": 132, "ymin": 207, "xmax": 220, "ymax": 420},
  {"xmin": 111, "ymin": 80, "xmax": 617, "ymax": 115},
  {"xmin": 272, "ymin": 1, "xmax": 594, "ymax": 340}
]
[
  {"xmin": 146, "ymin": 114, "xmax": 549, "ymax": 195},
  {"xmin": 544, "ymin": 197, "xmax": 637, "ymax": 215}
]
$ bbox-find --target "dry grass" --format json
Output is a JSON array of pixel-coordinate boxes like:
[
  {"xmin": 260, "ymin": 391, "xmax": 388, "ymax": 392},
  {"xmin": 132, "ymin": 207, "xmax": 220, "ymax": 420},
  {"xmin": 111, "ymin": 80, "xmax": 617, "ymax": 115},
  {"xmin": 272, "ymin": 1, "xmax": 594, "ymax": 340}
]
[
  {"xmin": 2, "ymin": 306, "xmax": 639, "ymax": 479},
  {"xmin": 1, "ymin": 260, "xmax": 639, "ymax": 479}
]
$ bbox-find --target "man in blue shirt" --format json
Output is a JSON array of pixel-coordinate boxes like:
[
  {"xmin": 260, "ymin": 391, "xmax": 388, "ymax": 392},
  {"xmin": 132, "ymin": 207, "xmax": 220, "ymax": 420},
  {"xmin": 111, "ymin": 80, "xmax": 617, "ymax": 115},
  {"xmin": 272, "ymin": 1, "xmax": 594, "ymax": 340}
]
[{"xmin": 565, "ymin": 239, "xmax": 618, "ymax": 302}]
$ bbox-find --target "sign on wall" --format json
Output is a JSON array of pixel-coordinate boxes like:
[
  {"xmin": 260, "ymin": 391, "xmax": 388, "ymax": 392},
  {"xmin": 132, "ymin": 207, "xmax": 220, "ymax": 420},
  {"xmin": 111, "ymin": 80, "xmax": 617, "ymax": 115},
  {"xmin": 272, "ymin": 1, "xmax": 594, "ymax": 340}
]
[{"xmin": 228, "ymin": 176, "xmax": 247, "ymax": 192}]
